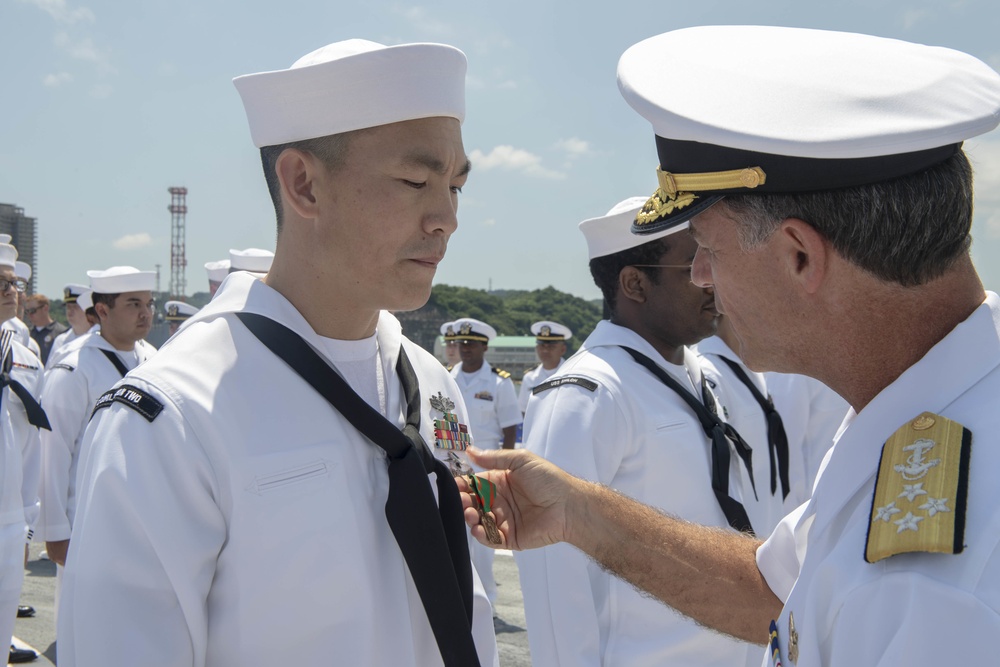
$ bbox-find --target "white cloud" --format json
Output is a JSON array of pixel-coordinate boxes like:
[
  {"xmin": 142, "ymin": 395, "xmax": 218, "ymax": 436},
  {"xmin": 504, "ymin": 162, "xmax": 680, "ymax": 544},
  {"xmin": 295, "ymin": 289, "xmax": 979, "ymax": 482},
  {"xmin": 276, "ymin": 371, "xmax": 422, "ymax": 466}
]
[
  {"xmin": 18, "ymin": 0, "xmax": 94, "ymax": 24},
  {"xmin": 968, "ymin": 138, "xmax": 1000, "ymax": 238},
  {"xmin": 481, "ymin": 218, "xmax": 496, "ymax": 227},
  {"xmin": 43, "ymin": 72, "xmax": 72, "ymax": 87},
  {"xmin": 469, "ymin": 146, "xmax": 565, "ymax": 180},
  {"xmin": 554, "ymin": 137, "xmax": 591, "ymax": 157},
  {"xmin": 497, "ymin": 80, "xmax": 517, "ymax": 90},
  {"xmin": 55, "ymin": 31, "xmax": 104, "ymax": 64},
  {"xmin": 89, "ymin": 83, "xmax": 113, "ymax": 98},
  {"xmin": 113, "ymin": 233, "xmax": 152, "ymax": 250},
  {"xmin": 393, "ymin": 6, "xmax": 451, "ymax": 36},
  {"xmin": 901, "ymin": 9, "xmax": 931, "ymax": 30}
]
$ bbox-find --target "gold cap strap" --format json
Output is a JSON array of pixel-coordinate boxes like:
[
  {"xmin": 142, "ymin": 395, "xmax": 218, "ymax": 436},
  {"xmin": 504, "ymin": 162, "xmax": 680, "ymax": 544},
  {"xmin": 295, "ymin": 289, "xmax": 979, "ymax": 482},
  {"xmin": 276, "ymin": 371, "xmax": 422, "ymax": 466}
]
[
  {"xmin": 657, "ymin": 166, "xmax": 766, "ymax": 196},
  {"xmin": 635, "ymin": 166, "xmax": 767, "ymax": 227}
]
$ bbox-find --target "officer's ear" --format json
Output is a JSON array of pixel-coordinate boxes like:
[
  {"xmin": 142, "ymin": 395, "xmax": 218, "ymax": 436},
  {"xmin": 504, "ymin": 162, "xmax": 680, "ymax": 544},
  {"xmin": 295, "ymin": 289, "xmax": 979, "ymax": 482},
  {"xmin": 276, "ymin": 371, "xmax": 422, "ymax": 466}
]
[{"xmin": 776, "ymin": 217, "xmax": 829, "ymax": 295}]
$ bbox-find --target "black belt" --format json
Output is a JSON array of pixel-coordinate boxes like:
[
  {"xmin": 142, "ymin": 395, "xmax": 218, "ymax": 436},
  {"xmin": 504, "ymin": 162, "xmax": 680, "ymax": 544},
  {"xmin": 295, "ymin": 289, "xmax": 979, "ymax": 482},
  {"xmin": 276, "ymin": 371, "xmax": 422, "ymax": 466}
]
[
  {"xmin": 237, "ymin": 312, "xmax": 481, "ymax": 667},
  {"xmin": 621, "ymin": 346, "xmax": 756, "ymax": 534}
]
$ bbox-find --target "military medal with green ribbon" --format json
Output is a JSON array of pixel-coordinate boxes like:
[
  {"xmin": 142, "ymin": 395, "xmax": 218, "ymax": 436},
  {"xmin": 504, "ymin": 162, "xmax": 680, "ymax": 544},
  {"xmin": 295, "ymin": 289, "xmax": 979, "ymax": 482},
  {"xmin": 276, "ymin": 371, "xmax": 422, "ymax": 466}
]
[{"xmin": 467, "ymin": 474, "xmax": 503, "ymax": 545}]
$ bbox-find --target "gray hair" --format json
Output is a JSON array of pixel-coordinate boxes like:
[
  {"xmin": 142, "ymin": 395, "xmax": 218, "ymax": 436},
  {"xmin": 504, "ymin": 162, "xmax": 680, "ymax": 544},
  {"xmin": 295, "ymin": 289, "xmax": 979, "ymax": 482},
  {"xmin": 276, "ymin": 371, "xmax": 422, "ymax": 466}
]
[{"xmin": 719, "ymin": 151, "xmax": 974, "ymax": 287}]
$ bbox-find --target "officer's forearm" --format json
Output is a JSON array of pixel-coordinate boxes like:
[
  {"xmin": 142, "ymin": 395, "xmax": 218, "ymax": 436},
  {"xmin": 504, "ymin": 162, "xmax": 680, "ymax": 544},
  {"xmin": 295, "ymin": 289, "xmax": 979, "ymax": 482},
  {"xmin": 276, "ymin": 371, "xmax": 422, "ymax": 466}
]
[{"xmin": 564, "ymin": 480, "xmax": 780, "ymax": 644}]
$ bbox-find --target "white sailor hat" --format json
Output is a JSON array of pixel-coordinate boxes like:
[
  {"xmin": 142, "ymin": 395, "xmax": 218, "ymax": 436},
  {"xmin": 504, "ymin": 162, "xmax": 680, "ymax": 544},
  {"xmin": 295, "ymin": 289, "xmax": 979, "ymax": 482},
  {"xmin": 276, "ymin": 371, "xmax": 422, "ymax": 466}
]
[
  {"xmin": 87, "ymin": 266, "xmax": 156, "ymax": 294},
  {"xmin": 229, "ymin": 248, "xmax": 273, "ymax": 274},
  {"xmin": 0, "ymin": 235, "xmax": 10, "ymax": 245},
  {"xmin": 617, "ymin": 26, "xmax": 1000, "ymax": 234},
  {"xmin": 580, "ymin": 196, "xmax": 690, "ymax": 260},
  {"xmin": 531, "ymin": 321, "xmax": 572, "ymax": 342},
  {"xmin": 164, "ymin": 300, "xmax": 199, "ymax": 322},
  {"xmin": 78, "ymin": 290, "xmax": 93, "ymax": 310},
  {"xmin": 440, "ymin": 320, "xmax": 456, "ymax": 338},
  {"xmin": 0, "ymin": 244, "xmax": 17, "ymax": 271},
  {"xmin": 63, "ymin": 283, "xmax": 89, "ymax": 304},
  {"xmin": 15, "ymin": 261, "xmax": 31, "ymax": 282},
  {"xmin": 205, "ymin": 259, "xmax": 231, "ymax": 283},
  {"xmin": 450, "ymin": 318, "xmax": 496, "ymax": 343},
  {"xmin": 234, "ymin": 39, "xmax": 467, "ymax": 148}
]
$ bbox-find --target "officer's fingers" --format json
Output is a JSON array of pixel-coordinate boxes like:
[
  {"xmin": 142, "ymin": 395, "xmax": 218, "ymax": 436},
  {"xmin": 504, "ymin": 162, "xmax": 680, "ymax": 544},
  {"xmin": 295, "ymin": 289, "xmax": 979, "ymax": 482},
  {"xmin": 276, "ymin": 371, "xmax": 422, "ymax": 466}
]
[{"xmin": 466, "ymin": 446, "xmax": 533, "ymax": 471}]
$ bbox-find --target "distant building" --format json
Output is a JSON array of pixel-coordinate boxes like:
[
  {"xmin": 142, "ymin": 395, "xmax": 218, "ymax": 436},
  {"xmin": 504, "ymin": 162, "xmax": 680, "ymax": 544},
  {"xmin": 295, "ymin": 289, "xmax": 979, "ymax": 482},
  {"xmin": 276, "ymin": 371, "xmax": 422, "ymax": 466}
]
[{"xmin": 0, "ymin": 203, "xmax": 39, "ymax": 293}]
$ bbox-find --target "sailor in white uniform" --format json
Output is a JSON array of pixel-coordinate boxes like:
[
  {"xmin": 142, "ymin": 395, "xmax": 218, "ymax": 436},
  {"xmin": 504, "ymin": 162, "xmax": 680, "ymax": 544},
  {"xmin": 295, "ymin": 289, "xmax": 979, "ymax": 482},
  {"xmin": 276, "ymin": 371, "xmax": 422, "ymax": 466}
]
[
  {"xmin": 37, "ymin": 267, "xmax": 157, "ymax": 570},
  {"xmin": 204, "ymin": 259, "xmax": 230, "ymax": 298},
  {"xmin": 515, "ymin": 197, "xmax": 757, "ymax": 667},
  {"xmin": 0, "ymin": 257, "xmax": 41, "ymax": 361},
  {"xmin": 697, "ymin": 315, "xmax": 794, "ymax": 536},
  {"xmin": 0, "ymin": 241, "xmax": 47, "ymax": 661},
  {"xmin": 517, "ymin": 321, "xmax": 570, "ymax": 416},
  {"xmin": 447, "ymin": 317, "xmax": 519, "ymax": 612},
  {"xmin": 47, "ymin": 284, "xmax": 94, "ymax": 369},
  {"xmin": 60, "ymin": 39, "xmax": 497, "ymax": 667}
]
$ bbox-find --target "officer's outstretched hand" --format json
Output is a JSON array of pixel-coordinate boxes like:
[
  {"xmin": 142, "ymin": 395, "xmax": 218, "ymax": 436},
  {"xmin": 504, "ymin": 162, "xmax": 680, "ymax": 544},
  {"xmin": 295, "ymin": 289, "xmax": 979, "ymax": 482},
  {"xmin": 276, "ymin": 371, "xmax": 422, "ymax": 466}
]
[{"xmin": 457, "ymin": 447, "xmax": 577, "ymax": 552}]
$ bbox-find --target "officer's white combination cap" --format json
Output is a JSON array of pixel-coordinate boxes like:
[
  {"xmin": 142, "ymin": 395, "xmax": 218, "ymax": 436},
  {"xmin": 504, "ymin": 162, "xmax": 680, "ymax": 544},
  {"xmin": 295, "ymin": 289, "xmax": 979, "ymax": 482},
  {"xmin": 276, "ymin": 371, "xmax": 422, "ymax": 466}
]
[
  {"xmin": 617, "ymin": 26, "xmax": 1000, "ymax": 234},
  {"xmin": 14, "ymin": 261, "xmax": 31, "ymax": 281},
  {"xmin": 0, "ymin": 244, "xmax": 17, "ymax": 271},
  {"xmin": 580, "ymin": 196, "xmax": 689, "ymax": 260},
  {"xmin": 87, "ymin": 266, "xmax": 156, "ymax": 293},
  {"xmin": 229, "ymin": 248, "xmax": 274, "ymax": 273},
  {"xmin": 531, "ymin": 321, "xmax": 572, "ymax": 341},
  {"xmin": 439, "ymin": 320, "xmax": 455, "ymax": 336},
  {"xmin": 164, "ymin": 300, "xmax": 199, "ymax": 321},
  {"xmin": 448, "ymin": 318, "xmax": 497, "ymax": 343},
  {"xmin": 234, "ymin": 39, "xmax": 468, "ymax": 148},
  {"xmin": 205, "ymin": 259, "xmax": 231, "ymax": 283},
  {"xmin": 63, "ymin": 283, "xmax": 89, "ymax": 303}
]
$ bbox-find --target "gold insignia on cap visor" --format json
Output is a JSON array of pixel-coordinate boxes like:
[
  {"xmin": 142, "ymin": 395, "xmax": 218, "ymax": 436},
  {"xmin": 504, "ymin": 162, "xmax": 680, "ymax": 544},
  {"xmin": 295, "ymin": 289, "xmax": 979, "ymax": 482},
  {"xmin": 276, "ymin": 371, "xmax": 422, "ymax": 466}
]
[{"xmin": 635, "ymin": 166, "xmax": 767, "ymax": 227}]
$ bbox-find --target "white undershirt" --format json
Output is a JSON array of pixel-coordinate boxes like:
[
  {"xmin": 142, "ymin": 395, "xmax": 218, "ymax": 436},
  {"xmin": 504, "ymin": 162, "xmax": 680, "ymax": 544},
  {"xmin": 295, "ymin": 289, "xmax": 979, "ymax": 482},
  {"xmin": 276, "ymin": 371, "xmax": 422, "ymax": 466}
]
[
  {"xmin": 316, "ymin": 330, "xmax": 387, "ymax": 416},
  {"xmin": 116, "ymin": 348, "xmax": 142, "ymax": 372}
]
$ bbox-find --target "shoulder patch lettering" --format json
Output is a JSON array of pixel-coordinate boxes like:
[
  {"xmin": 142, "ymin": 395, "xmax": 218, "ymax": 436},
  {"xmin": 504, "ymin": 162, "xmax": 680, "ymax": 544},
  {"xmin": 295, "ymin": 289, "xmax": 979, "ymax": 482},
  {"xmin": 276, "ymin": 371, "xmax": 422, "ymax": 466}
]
[
  {"xmin": 50, "ymin": 363, "xmax": 75, "ymax": 372},
  {"xmin": 492, "ymin": 367, "xmax": 511, "ymax": 379},
  {"xmin": 865, "ymin": 411, "xmax": 971, "ymax": 563},
  {"xmin": 91, "ymin": 384, "xmax": 164, "ymax": 423},
  {"xmin": 532, "ymin": 375, "xmax": 599, "ymax": 395}
]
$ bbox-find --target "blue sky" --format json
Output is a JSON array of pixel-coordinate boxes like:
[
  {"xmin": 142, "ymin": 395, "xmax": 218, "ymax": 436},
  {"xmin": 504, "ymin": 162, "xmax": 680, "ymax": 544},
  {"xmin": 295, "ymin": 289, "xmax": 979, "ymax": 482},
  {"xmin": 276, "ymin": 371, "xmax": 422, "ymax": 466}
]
[{"xmin": 2, "ymin": 0, "xmax": 1000, "ymax": 301}]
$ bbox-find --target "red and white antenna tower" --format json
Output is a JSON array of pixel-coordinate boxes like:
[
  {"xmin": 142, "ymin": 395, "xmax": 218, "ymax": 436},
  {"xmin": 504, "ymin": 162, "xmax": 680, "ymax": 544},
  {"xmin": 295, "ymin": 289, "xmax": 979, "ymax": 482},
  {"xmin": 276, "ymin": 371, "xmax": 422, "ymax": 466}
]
[{"xmin": 167, "ymin": 187, "xmax": 188, "ymax": 300}]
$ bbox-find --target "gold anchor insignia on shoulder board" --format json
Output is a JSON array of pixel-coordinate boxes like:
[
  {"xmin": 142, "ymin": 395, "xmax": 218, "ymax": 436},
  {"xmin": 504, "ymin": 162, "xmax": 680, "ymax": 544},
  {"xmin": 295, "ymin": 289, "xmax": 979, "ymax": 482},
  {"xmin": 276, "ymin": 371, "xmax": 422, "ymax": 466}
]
[
  {"xmin": 865, "ymin": 411, "xmax": 971, "ymax": 563},
  {"xmin": 787, "ymin": 612, "xmax": 799, "ymax": 664}
]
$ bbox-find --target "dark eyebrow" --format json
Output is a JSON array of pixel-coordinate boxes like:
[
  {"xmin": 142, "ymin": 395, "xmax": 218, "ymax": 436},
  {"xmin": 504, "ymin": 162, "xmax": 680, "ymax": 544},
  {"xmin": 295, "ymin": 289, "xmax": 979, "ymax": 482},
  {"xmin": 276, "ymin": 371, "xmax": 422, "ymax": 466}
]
[{"xmin": 402, "ymin": 153, "xmax": 472, "ymax": 178}]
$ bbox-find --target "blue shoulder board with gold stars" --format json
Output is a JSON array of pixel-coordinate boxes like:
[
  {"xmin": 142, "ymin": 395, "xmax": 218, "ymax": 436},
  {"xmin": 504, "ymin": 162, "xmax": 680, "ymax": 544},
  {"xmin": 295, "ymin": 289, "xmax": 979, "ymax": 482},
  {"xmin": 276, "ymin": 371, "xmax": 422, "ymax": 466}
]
[{"xmin": 865, "ymin": 411, "xmax": 971, "ymax": 563}]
